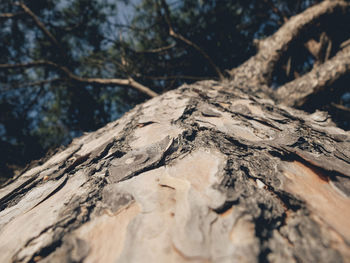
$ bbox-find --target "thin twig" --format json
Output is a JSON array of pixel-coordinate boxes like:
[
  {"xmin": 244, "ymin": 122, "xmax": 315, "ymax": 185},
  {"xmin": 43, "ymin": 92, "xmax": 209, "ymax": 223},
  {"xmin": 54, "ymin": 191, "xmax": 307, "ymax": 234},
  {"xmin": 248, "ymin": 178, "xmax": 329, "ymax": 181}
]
[
  {"xmin": 0, "ymin": 61, "xmax": 158, "ymax": 98},
  {"xmin": 158, "ymin": 0, "xmax": 224, "ymax": 80},
  {"xmin": 331, "ymin": 103, "xmax": 350, "ymax": 113},
  {"xmin": 135, "ymin": 43, "xmax": 176, "ymax": 53},
  {"xmin": 110, "ymin": 21, "xmax": 154, "ymax": 32},
  {"xmin": 143, "ymin": 75, "xmax": 210, "ymax": 81},
  {"xmin": 14, "ymin": 2, "xmax": 65, "ymax": 57},
  {"xmin": 0, "ymin": 12, "xmax": 24, "ymax": 19}
]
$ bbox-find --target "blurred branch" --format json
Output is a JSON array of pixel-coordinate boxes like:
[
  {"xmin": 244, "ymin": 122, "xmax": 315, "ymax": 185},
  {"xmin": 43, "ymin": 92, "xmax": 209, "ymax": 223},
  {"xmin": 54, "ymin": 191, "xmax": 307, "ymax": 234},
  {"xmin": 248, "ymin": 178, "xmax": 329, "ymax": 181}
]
[
  {"xmin": 22, "ymin": 78, "xmax": 64, "ymax": 88},
  {"xmin": 135, "ymin": 43, "xmax": 176, "ymax": 53},
  {"xmin": 143, "ymin": 75, "xmax": 209, "ymax": 80},
  {"xmin": 14, "ymin": 2, "xmax": 65, "ymax": 57},
  {"xmin": 276, "ymin": 45, "xmax": 350, "ymax": 107},
  {"xmin": 340, "ymin": 38, "xmax": 350, "ymax": 49},
  {"xmin": 0, "ymin": 61, "xmax": 158, "ymax": 98},
  {"xmin": 331, "ymin": 103, "xmax": 350, "ymax": 114},
  {"xmin": 158, "ymin": 0, "xmax": 224, "ymax": 80},
  {"xmin": 0, "ymin": 12, "xmax": 24, "ymax": 19},
  {"xmin": 305, "ymin": 32, "xmax": 332, "ymax": 66},
  {"xmin": 110, "ymin": 22, "xmax": 155, "ymax": 32},
  {"xmin": 229, "ymin": 0, "xmax": 350, "ymax": 87}
]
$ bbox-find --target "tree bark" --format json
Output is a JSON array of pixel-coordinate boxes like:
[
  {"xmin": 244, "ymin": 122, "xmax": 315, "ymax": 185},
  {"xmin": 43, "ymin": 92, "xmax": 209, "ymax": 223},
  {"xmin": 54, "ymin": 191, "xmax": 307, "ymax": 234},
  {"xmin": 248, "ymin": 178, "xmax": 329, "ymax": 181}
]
[{"xmin": 1, "ymin": 1, "xmax": 350, "ymax": 262}]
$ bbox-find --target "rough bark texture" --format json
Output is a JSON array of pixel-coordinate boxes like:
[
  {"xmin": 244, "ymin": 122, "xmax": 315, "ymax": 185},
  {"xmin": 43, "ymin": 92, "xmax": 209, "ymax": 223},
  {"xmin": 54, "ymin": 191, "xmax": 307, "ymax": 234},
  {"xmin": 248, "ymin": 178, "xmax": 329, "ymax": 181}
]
[{"xmin": 1, "ymin": 1, "xmax": 350, "ymax": 262}]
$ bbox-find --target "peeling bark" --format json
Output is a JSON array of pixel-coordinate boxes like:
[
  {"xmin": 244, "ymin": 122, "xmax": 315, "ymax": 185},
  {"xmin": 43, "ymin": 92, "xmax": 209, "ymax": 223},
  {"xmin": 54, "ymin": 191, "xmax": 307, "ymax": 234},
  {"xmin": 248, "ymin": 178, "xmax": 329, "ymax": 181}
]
[
  {"xmin": 1, "ymin": 80, "xmax": 349, "ymax": 262},
  {"xmin": 1, "ymin": 1, "xmax": 350, "ymax": 263}
]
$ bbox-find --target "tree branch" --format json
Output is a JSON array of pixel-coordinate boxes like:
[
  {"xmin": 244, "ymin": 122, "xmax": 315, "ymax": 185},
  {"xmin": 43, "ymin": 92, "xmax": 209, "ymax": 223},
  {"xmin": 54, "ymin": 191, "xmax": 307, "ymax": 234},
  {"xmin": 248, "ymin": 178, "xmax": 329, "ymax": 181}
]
[
  {"xmin": 0, "ymin": 12, "xmax": 24, "ymax": 19},
  {"xmin": 340, "ymin": 38, "xmax": 350, "ymax": 49},
  {"xmin": 135, "ymin": 43, "xmax": 175, "ymax": 53},
  {"xmin": 0, "ymin": 61, "xmax": 158, "ymax": 98},
  {"xmin": 276, "ymin": 45, "xmax": 350, "ymax": 107},
  {"xmin": 14, "ymin": 2, "xmax": 65, "ymax": 56},
  {"xmin": 4, "ymin": 4, "xmax": 157, "ymax": 98},
  {"xmin": 305, "ymin": 32, "xmax": 332, "ymax": 66},
  {"xmin": 158, "ymin": 0, "xmax": 224, "ymax": 80},
  {"xmin": 261, "ymin": 0, "xmax": 348, "ymax": 64},
  {"xmin": 229, "ymin": 0, "xmax": 350, "ymax": 86},
  {"xmin": 144, "ymin": 75, "xmax": 210, "ymax": 81},
  {"xmin": 330, "ymin": 102, "xmax": 350, "ymax": 119},
  {"xmin": 25, "ymin": 78, "xmax": 63, "ymax": 87}
]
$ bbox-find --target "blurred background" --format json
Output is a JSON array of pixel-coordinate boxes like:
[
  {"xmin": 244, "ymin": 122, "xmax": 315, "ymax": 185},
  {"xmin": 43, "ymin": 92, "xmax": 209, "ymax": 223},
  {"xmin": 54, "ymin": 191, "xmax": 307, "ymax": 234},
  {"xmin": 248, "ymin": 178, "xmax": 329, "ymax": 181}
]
[{"xmin": 0, "ymin": 0, "xmax": 349, "ymax": 183}]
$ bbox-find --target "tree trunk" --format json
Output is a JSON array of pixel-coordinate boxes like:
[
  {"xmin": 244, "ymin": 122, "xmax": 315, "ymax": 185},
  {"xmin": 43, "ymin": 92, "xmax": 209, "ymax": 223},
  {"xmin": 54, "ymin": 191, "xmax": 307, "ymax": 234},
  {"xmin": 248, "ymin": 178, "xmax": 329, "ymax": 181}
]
[{"xmin": 1, "ymin": 1, "xmax": 350, "ymax": 262}]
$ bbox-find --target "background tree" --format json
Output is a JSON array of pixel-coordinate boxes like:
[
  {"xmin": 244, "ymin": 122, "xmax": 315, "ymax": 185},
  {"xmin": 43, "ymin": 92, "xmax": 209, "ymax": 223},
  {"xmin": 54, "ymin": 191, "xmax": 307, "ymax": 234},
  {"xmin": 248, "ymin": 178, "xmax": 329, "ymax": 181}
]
[{"xmin": 0, "ymin": 0, "xmax": 349, "ymax": 184}]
